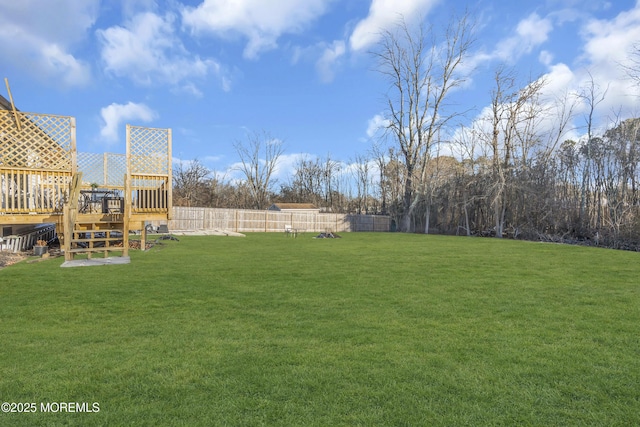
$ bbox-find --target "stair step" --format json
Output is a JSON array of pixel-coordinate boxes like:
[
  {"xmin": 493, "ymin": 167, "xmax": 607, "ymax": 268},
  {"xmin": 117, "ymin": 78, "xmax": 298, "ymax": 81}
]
[
  {"xmin": 72, "ymin": 217, "xmax": 124, "ymax": 229},
  {"xmin": 73, "ymin": 222, "xmax": 124, "ymax": 226},
  {"xmin": 74, "ymin": 221, "xmax": 124, "ymax": 225},
  {"xmin": 65, "ymin": 215, "xmax": 129, "ymax": 261},
  {"xmin": 73, "ymin": 230, "xmax": 124, "ymax": 234},
  {"xmin": 71, "ymin": 237, "xmax": 124, "ymax": 243},
  {"xmin": 73, "ymin": 224, "xmax": 124, "ymax": 229}
]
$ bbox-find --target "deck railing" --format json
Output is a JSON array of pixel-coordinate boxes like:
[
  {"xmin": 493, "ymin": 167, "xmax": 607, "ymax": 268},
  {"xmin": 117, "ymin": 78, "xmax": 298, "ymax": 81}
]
[
  {"xmin": 0, "ymin": 168, "xmax": 72, "ymax": 213},
  {"xmin": 131, "ymin": 174, "xmax": 170, "ymax": 214},
  {"xmin": 1, "ymin": 109, "xmax": 171, "ymax": 222},
  {"xmin": 1, "ymin": 110, "xmax": 75, "ymax": 215}
]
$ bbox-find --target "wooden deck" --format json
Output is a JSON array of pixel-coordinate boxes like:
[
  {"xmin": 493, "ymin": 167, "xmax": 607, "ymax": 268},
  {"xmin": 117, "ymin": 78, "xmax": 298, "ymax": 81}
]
[{"xmin": 1, "ymin": 108, "xmax": 172, "ymax": 261}]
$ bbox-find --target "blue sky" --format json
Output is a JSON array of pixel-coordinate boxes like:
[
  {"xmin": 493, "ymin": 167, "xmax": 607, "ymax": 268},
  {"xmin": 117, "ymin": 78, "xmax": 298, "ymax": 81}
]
[{"xmin": 2, "ymin": 0, "xmax": 640, "ymax": 182}]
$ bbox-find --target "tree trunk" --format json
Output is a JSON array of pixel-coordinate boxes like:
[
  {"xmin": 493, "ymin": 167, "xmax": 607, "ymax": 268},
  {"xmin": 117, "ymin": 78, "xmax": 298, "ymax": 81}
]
[
  {"xmin": 424, "ymin": 203, "xmax": 431, "ymax": 234},
  {"xmin": 463, "ymin": 192, "xmax": 471, "ymax": 236},
  {"xmin": 401, "ymin": 171, "xmax": 414, "ymax": 232},
  {"xmin": 494, "ymin": 196, "xmax": 503, "ymax": 238}
]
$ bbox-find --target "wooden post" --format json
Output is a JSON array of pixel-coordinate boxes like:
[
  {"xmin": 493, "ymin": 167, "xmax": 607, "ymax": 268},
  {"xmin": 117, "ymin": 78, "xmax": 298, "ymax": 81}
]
[
  {"xmin": 86, "ymin": 227, "xmax": 93, "ymax": 260},
  {"xmin": 167, "ymin": 128, "xmax": 173, "ymax": 220},
  {"xmin": 64, "ymin": 172, "xmax": 82, "ymax": 261},
  {"xmin": 123, "ymin": 173, "xmax": 131, "ymax": 257},
  {"xmin": 141, "ymin": 223, "xmax": 147, "ymax": 252},
  {"xmin": 62, "ymin": 204, "xmax": 71, "ymax": 261},
  {"xmin": 4, "ymin": 78, "xmax": 21, "ymax": 131}
]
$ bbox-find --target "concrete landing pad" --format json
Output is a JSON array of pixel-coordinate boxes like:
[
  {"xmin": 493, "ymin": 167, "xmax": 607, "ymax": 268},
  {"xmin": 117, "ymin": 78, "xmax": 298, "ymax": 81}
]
[{"xmin": 61, "ymin": 256, "xmax": 131, "ymax": 267}]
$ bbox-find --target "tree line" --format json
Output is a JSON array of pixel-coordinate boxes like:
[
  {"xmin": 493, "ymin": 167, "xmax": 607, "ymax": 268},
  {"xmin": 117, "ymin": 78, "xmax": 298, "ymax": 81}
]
[{"xmin": 173, "ymin": 13, "xmax": 640, "ymax": 249}]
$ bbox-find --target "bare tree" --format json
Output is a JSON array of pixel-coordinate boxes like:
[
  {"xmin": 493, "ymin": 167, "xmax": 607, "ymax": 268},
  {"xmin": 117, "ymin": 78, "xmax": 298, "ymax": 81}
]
[
  {"xmin": 478, "ymin": 67, "xmax": 549, "ymax": 237},
  {"xmin": 369, "ymin": 142, "xmax": 406, "ymax": 224},
  {"xmin": 623, "ymin": 43, "xmax": 640, "ymax": 87},
  {"xmin": 576, "ymin": 72, "xmax": 609, "ymax": 230},
  {"xmin": 322, "ymin": 154, "xmax": 341, "ymax": 210},
  {"xmin": 173, "ymin": 158, "xmax": 211, "ymax": 207},
  {"xmin": 352, "ymin": 154, "xmax": 372, "ymax": 214},
  {"xmin": 374, "ymin": 12, "xmax": 475, "ymax": 232},
  {"xmin": 234, "ymin": 131, "xmax": 284, "ymax": 210},
  {"xmin": 282, "ymin": 155, "xmax": 324, "ymax": 206}
]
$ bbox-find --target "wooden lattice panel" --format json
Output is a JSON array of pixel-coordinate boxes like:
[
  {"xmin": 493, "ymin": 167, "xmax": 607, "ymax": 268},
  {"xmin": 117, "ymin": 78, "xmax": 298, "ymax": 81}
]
[
  {"xmin": 104, "ymin": 153, "xmax": 127, "ymax": 187},
  {"xmin": 128, "ymin": 125, "xmax": 170, "ymax": 175},
  {"xmin": 0, "ymin": 110, "xmax": 74, "ymax": 170},
  {"xmin": 78, "ymin": 152, "xmax": 126, "ymax": 188},
  {"xmin": 77, "ymin": 152, "xmax": 103, "ymax": 186}
]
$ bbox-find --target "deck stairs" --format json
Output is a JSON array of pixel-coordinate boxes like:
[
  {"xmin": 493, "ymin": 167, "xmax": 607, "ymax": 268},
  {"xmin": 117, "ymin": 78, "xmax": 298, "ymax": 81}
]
[
  {"xmin": 65, "ymin": 217, "xmax": 128, "ymax": 260},
  {"xmin": 61, "ymin": 173, "xmax": 130, "ymax": 261}
]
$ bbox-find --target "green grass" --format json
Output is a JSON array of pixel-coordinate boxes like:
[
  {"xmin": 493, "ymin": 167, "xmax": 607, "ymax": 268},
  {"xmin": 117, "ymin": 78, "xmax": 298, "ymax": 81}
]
[{"xmin": 1, "ymin": 233, "xmax": 639, "ymax": 426}]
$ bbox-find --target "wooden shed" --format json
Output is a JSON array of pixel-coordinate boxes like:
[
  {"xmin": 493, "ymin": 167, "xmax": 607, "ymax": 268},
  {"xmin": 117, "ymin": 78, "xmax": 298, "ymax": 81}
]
[{"xmin": 268, "ymin": 203, "xmax": 319, "ymax": 213}]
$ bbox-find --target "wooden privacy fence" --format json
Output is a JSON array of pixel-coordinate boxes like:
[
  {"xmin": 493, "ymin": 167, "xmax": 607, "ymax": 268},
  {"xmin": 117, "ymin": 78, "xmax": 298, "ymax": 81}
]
[{"xmin": 163, "ymin": 207, "xmax": 391, "ymax": 233}]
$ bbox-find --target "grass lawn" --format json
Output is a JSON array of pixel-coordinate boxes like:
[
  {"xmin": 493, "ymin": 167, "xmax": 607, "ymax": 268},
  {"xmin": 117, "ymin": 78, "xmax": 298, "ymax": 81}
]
[{"xmin": 1, "ymin": 232, "xmax": 639, "ymax": 426}]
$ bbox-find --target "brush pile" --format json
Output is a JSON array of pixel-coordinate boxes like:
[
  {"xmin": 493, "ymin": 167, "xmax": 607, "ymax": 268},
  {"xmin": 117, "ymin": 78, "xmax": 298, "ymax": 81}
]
[{"xmin": 314, "ymin": 231, "xmax": 341, "ymax": 238}]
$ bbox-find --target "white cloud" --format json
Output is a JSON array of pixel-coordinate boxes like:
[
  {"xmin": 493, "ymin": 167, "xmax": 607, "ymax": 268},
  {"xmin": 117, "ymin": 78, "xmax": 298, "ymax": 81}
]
[
  {"xmin": 181, "ymin": 0, "xmax": 333, "ymax": 59},
  {"xmin": 273, "ymin": 153, "xmax": 309, "ymax": 181},
  {"xmin": 464, "ymin": 12, "xmax": 554, "ymax": 74},
  {"xmin": 97, "ymin": 12, "xmax": 226, "ymax": 90},
  {"xmin": 349, "ymin": 0, "xmax": 439, "ymax": 52},
  {"xmin": 493, "ymin": 13, "xmax": 553, "ymax": 62},
  {"xmin": 540, "ymin": 63, "xmax": 576, "ymax": 98},
  {"xmin": 172, "ymin": 82, "xmax": 204, "ymax": 98},
  {"xmin": 316, "ymin": 40, "xmax": 346, "ymax": 83},
  {"xmin": 0, "ymin": 0, "xmax": 97, "ymax": 86},
  {"xmin": 465, "ymin": 4, "xmax": 640, "ymax": 136},
  {"xmin": 366, "ymin": 114, "xmax": 390, "ymax": 138},
  {"xmin": 574, "ymin": 3, "xmax": 640, "ymax": 117},
  {"xmin": 202, "ymin": 155, "xmax": 223, "ymax": 163},
  {"xmin": 39, "ymin": 44, "xmax": 92, "ymax": 87},
  {"xmin": 539, "ymin": 50, "xmax": 554, "ymax": 66},
  {"xmin": 581, "ymin": 3, "xmax": 640, "ymax": 69},
  {"xmin": 100, "ymin": 102, "xmax": 158, "ymax": 144},
  {"xmin": 120, "ymin": 0, "xmax": 157, "ymax": 16}
]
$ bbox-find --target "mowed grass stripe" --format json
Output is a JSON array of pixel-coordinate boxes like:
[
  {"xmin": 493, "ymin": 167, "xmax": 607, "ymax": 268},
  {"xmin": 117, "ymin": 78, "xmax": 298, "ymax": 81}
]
[{"xmin": 0, "ymin": 233, "xmax": 638, "ymax": 426}]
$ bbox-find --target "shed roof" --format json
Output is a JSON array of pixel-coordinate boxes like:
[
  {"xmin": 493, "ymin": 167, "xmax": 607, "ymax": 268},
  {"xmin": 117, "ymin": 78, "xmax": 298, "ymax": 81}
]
[{"xmin": 269, "ymin": 203, "xmax": 319, "ymax": 211}]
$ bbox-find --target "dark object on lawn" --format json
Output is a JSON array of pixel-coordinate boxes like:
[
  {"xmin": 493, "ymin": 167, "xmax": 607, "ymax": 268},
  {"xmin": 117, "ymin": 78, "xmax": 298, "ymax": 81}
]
[
  {"xmin": 157, "ymin": 224, "xmax": 179, "ymax": 241},
  {"xmin": 314, "ymin": 232, "xmax": 341, "ymax": 238},
  {"xmin": 146, "ymin": 223, "xmax": 179, "ymax": 241},
  {"xmin": 158, "ymin": 235, "xmax": 179, "ymax": 241}
]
